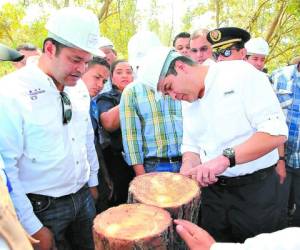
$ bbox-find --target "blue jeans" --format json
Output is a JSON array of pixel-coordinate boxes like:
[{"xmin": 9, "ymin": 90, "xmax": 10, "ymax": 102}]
[
  {"xmin": 144, "ymin": 160, "xmax": 181, "ymax": 173},
  {"xmin": 29, "ymin": 185, "xmax": 96, "ymax": 250}
]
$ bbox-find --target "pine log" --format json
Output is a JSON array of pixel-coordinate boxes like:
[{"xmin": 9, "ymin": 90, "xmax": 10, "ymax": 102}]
[
  {"xmin": 93, "ymin": 203, "xmax": 174, "ymax": 250},
  {"xmin": 128, "ymin": 172, "xmax": 201, "ymax": 249}
]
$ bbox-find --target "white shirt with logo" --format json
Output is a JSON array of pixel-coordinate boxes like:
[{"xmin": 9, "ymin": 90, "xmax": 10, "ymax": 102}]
[
  {"xmin": 182, "ymin": 60, "xmax": 288, "ymax": 177},
  {"xmin": 0, "ymin": 63, "xmax": 99, "ymax": 235}
]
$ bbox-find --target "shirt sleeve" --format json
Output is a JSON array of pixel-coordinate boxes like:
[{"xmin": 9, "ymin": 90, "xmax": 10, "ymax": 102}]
[
  {"xmin": 97, "ymin": 94, "xmax": 116, "ymax": 118},
  {"xmin": 86, "ymin": 115, "xmax": 99, "ymax": 187},
  {"xmin": 120, "ymin": 87, "xmax": 144, "ymax": 165},
  {"xmin": 211, "ymin": 227, "xmax": 300, "ymax": 250},
  {"xmin": 241, "ymin": 70, "xmax": 288, "ymax": 137},
  {"xmin": 0, "ymin": 92, "xmax": 43, "ymax": 235}
]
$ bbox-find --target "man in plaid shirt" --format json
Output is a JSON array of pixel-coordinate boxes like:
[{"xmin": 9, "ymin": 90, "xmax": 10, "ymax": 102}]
[{"xmin": 271, "ymin": 58, "xmax": 300, "ymax": 227}]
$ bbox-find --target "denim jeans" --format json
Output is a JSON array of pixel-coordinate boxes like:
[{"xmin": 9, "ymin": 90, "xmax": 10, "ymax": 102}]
[
  {"xmin": 144, "ymin": 160, "xmax": 181, "ymax": 173},
  {"xmin": 29, "ymin": 185, "xmax": 96, "ymax": 250}
]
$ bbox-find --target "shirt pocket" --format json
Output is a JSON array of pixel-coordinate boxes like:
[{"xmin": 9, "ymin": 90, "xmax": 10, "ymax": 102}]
[{"xmin": 23, "ymin": 97, "xmax": 64, "ymax": 155}]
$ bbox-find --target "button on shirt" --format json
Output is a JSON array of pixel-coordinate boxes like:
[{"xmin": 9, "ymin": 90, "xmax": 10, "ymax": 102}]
[
  {"xmin": 182, "ymin": 60, "xmax": 288, "ymax": 177},
  {"xmin": 0, "ymin": 64, "xmax": 99, "ymax": 235},
  {"xmin": 271, "ymin": 65, "xmax": 300, "ymax": 169}
]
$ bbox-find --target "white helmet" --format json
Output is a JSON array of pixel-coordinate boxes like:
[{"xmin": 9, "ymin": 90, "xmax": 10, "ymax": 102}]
[
  {"xmin": 137, "ymin": 46, "xmax": 181, "ymax": 98},
  {"xmin": 128, "ymin": 31, "xmax": 161, "ymax": 70},
  {"xmin": 98, "ymin": 37, "xmax": 114, "ymax": 48},
  {"xmin": 245, "ymin": 37, "xmax": 269, "ymax": 56},
  {"xmin": 46, "ymin": 7, "xmax": 104, "ymax": 57}
]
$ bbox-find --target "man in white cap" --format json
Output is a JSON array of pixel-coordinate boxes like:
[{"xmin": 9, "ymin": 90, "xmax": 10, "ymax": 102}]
[
  {"xmin": 120, "ymin": 32, "xmax": 183, "ymax": 177},
  {"xmin": 0, "ymin": 7, "xmax": 102, "ymax": 250},
  {"xmin": 245, "ymin": 37, "xmax": 269, "ymax": 71},
  {"xmin": 139, "ymin": 46, "xmax": 288, "ymax": 242}
]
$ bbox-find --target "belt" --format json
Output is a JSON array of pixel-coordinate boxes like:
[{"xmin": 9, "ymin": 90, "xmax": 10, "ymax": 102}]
[
  {"xmin": 27, "ymin": 184, "xmax": 88, "ymax": 201},
  {"xmin": 145, "ymin": 156, "xmax": 182, "ymax": 163},
  {"xmin": 216, "ymin": 165, "xmax": 276, "ymax": 187}
]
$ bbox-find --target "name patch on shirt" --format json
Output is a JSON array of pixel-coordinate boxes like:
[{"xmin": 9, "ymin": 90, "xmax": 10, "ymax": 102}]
[{"xmin": 28, "ymin": 88, "xmax": 46, "ymax": 100}]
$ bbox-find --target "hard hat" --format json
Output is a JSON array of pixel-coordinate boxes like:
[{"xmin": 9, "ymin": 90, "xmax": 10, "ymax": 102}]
[
  {"xmin": 46, "ymin": 7, "xmax": 104, "ymax": 57},
  {"xmin": 137, "ymin": 46, "xmax": 181, "ymax": 98},
  {"xmin": 128, "ymin": 31, "xmax": 161, "ymax": 70},
  {"xmin": 98, "ymin": 37, "xmax": 114, "ymax": 48},
  {"xmin": 0, "ymin": 43, "xmax": 24, "ymax": 62},
  {"xmin": 245, "ymin": 37, "xmax": 269, "ymax": 56}
]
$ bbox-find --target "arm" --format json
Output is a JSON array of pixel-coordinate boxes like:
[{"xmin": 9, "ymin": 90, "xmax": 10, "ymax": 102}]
[
  {"xmin": 119, "ymin": 87, "xmax": 144, "ymax": 170},
  {"xmin": 100, "ymin": 105, "xmax": 120, "ymax": 132},
  {"xmin": 275, "ymin": 144, "xmax": 286, "ymax": 184},
  {"xmin": 180, "ymin": 152, "xmax": 201, "ymax": 175},
  {"xmin": 86, "ymin": 115, "xmax": 99, "ymax": 199},
  {"xmin": 0, "ymin": 93, "xmax": 54, "ymax": 249}
]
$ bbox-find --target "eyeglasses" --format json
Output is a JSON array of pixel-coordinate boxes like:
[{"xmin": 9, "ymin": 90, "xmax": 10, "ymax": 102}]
[
  {"xmin": 190, "ymin": 46, "xmax": 209, "ymax": 53},
  {"xmin": 213, "ymin": 48, "xmax": 238, "ymax": 58},
  {"xmin": 60, "ymin": 91, "xmax": 72, "ymax": 125}
]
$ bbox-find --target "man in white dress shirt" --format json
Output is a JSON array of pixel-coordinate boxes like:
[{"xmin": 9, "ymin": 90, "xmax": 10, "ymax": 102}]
[
  {"xmin": 139, "ymin": 46, "xmax": 288, "ymax": 242},
  {"xmin": 0, "ymin": 7, "xmax": 103, "ymax": 250}
]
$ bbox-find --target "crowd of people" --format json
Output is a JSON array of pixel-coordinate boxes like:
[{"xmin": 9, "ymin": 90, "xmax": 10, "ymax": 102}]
[{"xmin": 0, "ymin": 5, "xmax": 300, "ymax": 250}]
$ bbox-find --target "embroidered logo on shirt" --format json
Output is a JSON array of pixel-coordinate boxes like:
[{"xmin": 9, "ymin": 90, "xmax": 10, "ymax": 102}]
[
  {"xmin": 224, "ymin": 90, "xmax": 234, "ymax": 96},
  {"xmin": 28, "ymin": 88, "xmax": 46, "ymax": 100}
]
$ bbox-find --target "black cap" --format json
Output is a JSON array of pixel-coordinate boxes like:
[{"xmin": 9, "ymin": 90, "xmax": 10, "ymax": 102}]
[
  {"xmin": 207, "ymin": 27, "xmax": 250, "ymax": 50},
  {"xmin": 0, "ymin": 43, "xmax": 24, "ymax": 62}
]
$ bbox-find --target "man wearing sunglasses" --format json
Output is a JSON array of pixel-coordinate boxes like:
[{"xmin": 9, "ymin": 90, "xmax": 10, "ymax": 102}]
[
  {"xmin": 0, "ymin": 7, "xmax": 103, "ymax": 250},
  {"xmin": 207, "ymin": 27, "xmax": 250, "ymax": 62},
  {"xmin": 138, "ymin": 46, "xmax": 288, "ymax": 243},
  {"xmin": 190, "ymin": 28, "xmax": 214, "ymax": 65}
]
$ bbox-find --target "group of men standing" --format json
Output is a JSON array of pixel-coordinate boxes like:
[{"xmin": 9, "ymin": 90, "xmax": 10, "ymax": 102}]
[{"xmin": 0, "ymin": 5, "xmax": 300, "ymax": 250}]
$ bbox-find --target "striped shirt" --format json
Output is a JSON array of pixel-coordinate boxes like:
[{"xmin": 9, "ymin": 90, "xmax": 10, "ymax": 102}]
[
  {"xmin": 271, "ymin": 64, "xmax": 300, "ymax": 168},
  {"xmin": 120, "ymin": 82, "xmax": 182, "ymax": 166}
]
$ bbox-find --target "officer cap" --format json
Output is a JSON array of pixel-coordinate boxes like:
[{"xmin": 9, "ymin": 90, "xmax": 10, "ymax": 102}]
[{"xmin": 207, "ymin": 27, "xmax": 250, "ymax": 49}]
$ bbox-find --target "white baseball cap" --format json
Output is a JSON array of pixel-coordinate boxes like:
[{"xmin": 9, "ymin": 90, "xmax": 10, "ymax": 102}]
[
  {"xmin": 128, "ymin": 31, "xmax": 161, "ymax": 70},
  {"xmin": 245, "ymin": 37, "xmax": 269, "ymax": 56},
  {"xmin": 46, "ymin": 7, "xmax": 104, "ymax": 57}
]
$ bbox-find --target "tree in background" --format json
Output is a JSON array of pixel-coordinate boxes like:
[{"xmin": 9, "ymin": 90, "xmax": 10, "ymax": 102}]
[{"xmin": 182, "ymin": 0, "xmax": 300, "ymax": 71}]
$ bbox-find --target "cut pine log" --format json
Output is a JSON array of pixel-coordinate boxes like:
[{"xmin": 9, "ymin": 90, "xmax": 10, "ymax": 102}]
[
  {"xmin": 128, "ymin": 172, "xmax": 201, "ymax": 249},
  {"xmin": 93, "ymin": 203, "xmax": 174, "ymax": 250}
]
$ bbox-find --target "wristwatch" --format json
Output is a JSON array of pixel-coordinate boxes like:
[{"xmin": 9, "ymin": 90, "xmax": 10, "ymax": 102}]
[
  {"xmin": 278, "ymin": 156, "xmax": 285, "ymax": 161},
  {"xmin": 223, "ymin": 148, "xmax": 236, "ymax": 168}
]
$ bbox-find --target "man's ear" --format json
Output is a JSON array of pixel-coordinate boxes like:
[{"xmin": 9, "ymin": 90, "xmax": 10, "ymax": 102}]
[
  {"xmin": 174, "ymin": 60, "xmax": 187, "ymax": 73},
  {"xmin": 240, "ymin": 48, "xmax": 247, "ymax": 60},
  {"xmin": 44, "ymin": 40, "xmax": 56, "ymax": 58}
]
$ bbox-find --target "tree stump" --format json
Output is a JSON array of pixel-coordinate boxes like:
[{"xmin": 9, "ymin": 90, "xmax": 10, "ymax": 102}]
[
  {"xmin": 128, "ymin": 172, "xmax": 201, "ymax": 249},
  {"xmin": 93, "ymin": 203, "xmax": 174, "ymax": 250}
]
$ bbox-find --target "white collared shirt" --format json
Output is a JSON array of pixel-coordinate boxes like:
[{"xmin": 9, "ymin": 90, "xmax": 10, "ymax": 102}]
[
  {"xmin": 0, "ymin": 63, "xmax": 99, "ymax": 235},
  {"xmin": 182, "ymin": 60, "xmax": 288, "ymax": 177}
]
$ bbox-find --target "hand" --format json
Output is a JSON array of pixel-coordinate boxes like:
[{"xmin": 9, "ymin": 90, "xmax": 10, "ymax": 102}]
[
  {"xmin": 180, "ymin": 161, "xmax": 194, "ymax": 176},
  {"xmin": 275, "ymin": 160, "xmax": 286, "ymax": 184},
  {"xmin": 32, "ymin": 226, "xmax": 56, "ymax": 250},
  {"xmin": 133, "ymin": 164, "xmax": 146, "ymax": 176},
  {"xmin": 174, "ymin": 219, "xmax": 215, "ymax": 250},
  {"xmin": 89, "ymin": 186, "xmax": 99, "ymax": 201},
  {"xmin": 184, "ymin": 155, "xmax": 228, "ymax": 187}
]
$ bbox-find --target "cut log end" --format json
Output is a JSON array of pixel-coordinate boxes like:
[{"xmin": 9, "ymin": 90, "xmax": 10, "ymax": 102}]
[{"xmin": 93, "ymin": 203, "xmax": 173, "ymax": 250}]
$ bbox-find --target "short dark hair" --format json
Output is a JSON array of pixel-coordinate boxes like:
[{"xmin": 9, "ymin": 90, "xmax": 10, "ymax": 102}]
[
  {"xmin": 16, "ymin": 43, "xmax": 37, "ymax": 51},
  {"xmin": 88, "ymin": 57, "xmax": 110, "ymax": 70},
  {"xmin": 166, "ymin": 56, "xmax": 197, "ymax": 76},
  {"xmin": 42, "ymin": 38, "xmax": 68, "ymax": 55},
  {"xmin": 173, "ymin": 32, "xmax": 191, "ymax": 47},
  {"xmin": 110, "ymin": 59, "xmax": 132, "ymax": 76}
]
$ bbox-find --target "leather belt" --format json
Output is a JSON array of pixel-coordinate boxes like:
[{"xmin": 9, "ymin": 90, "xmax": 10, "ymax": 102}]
[
  {"xmin": 27, "ymin": 183, "xmax": 88, "ymax": 201},
  {"xmin": 145, "ymin": 156, "xmax": 182, "ymax": 163},
  {"xmin": 216, "ymin": 165, "xmax": 276, "ymax": 187}
]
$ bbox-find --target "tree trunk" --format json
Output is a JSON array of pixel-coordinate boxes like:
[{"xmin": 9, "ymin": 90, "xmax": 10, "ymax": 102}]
[
  {"xmin": 128, "ymin": 172, "xmax": 201, "ymax": 250},
  {"xmin": 93, "ymin": 203, "xmax": 174, "ymax": 250}
]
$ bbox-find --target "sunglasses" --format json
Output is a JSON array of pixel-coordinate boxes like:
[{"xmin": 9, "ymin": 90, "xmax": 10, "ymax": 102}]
[
  {"xmin": 60, "ymin": 91, "xmax": 72, "ymax": 125},
  {"xmin": 190, "ymin": 46, "xmax": 209, "ymax": 53},
  {"xmin": 213, "ymin": 48, "xmax": 239, "ymax": 58}
]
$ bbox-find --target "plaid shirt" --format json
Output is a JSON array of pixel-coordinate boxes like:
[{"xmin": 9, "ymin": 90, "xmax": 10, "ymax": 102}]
[
  {"xmin": 271, "ymin": 65, "xmax": 300, "ymax": 168},
  {"xmin": 120, "ymin": 82, "xmax": 182, "ymax": 165}
]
